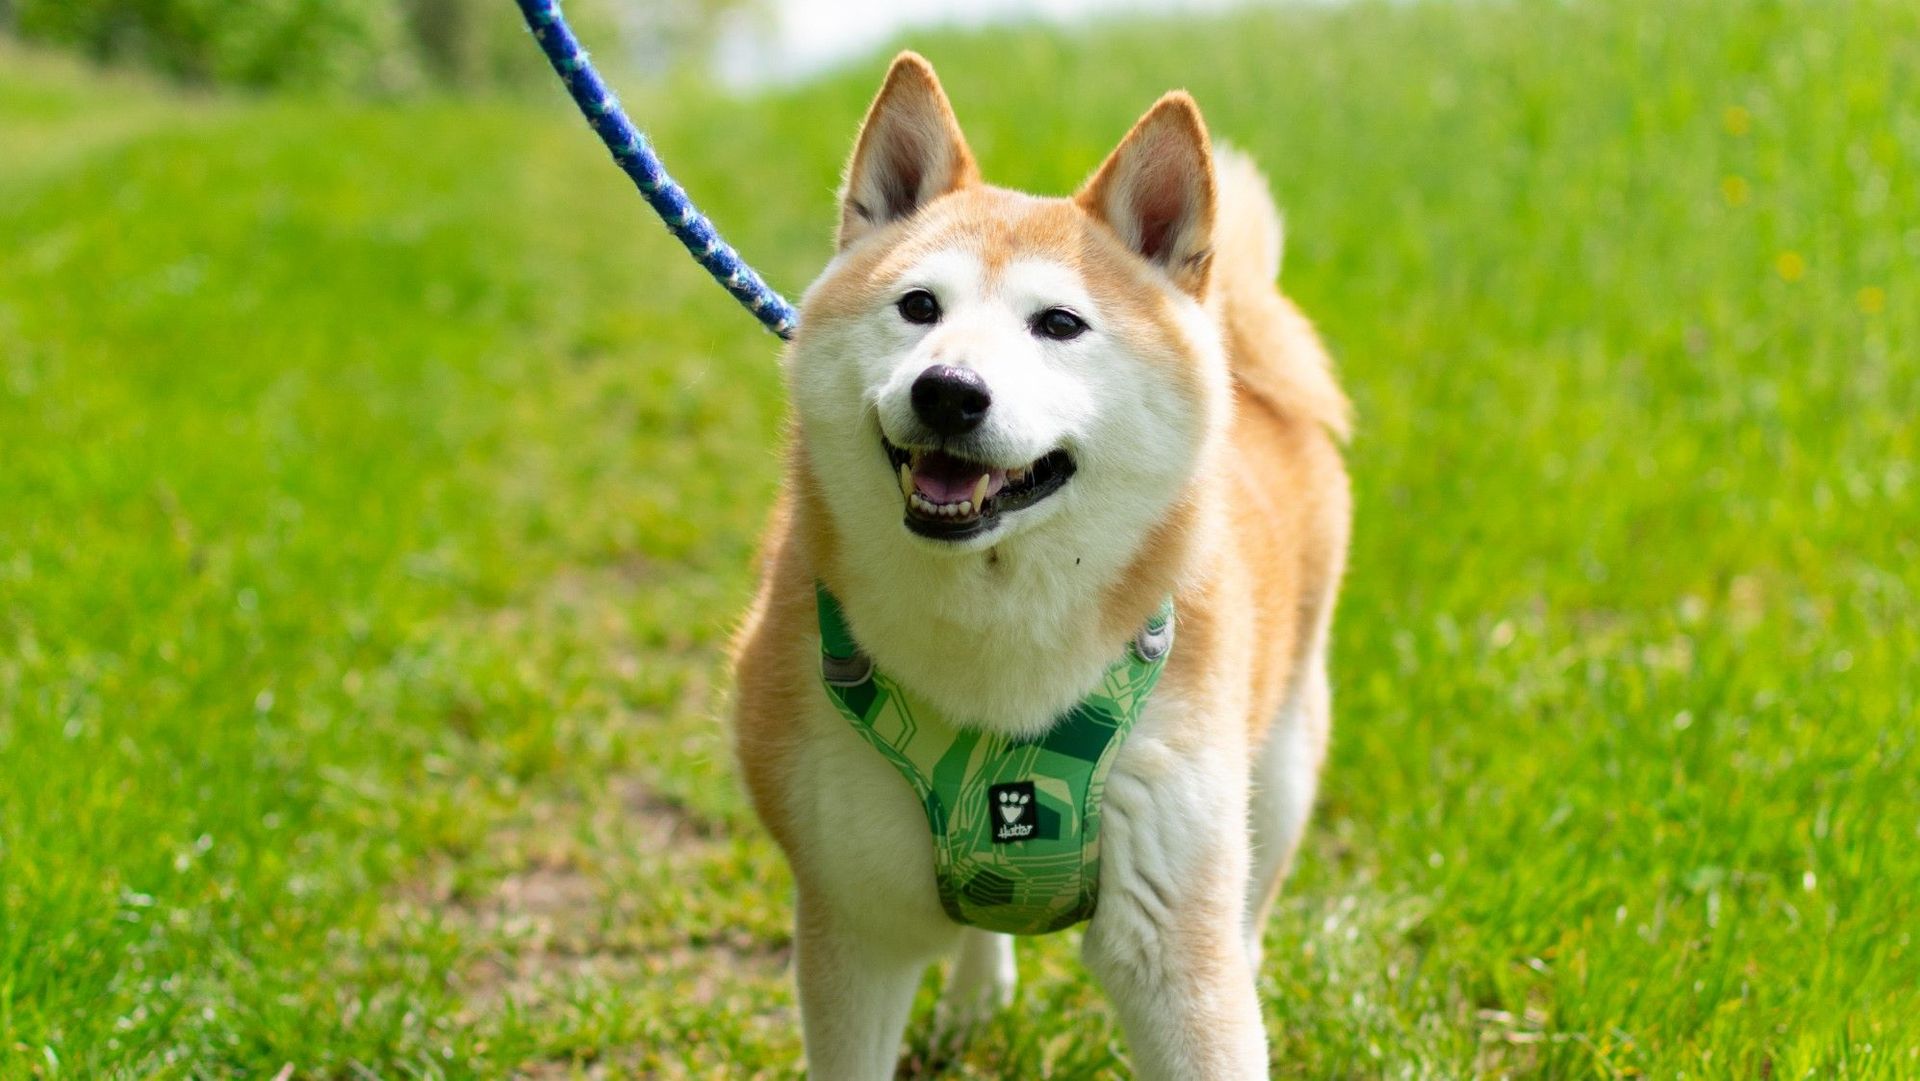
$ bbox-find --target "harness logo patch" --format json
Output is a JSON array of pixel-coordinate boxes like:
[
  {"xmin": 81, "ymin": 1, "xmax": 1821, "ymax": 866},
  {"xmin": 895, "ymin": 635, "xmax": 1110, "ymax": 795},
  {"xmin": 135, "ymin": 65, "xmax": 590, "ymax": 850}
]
[{"xmin": 989, "ymin": 782, "xmax": 1037, "ymax": 843}]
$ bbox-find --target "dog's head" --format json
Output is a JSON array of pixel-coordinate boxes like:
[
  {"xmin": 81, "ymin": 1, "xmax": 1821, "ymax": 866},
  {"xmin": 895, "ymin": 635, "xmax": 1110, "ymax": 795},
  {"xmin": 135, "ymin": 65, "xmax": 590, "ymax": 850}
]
[{"xmin": 788, "ymin": 53, "xmax": 1228, "ymax": 565}]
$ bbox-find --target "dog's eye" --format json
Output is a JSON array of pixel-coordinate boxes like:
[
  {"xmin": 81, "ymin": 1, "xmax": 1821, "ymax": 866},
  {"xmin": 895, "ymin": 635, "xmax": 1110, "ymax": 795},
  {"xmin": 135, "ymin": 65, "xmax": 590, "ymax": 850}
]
[
  {"xmin": 1032, "ymin": 307, "xmax": 1087, "ymax": 342},
  {"xmin": 897, "ymin": 289, "xmax": 941, "ymax": 325}
]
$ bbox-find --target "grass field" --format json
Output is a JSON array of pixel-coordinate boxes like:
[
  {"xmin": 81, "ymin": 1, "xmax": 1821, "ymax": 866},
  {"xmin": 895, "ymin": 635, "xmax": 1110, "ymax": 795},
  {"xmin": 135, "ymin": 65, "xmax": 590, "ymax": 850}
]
[{"xmin": 3, "ymin": 0, "xmax": 1918, "ymax": 1076}]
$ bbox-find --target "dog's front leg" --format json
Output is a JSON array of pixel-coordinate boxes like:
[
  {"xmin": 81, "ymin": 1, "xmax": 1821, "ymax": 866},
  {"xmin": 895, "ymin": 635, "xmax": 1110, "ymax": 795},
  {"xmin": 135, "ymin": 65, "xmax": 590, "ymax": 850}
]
[
  {"xmin": 1083, "ymin": 737, "xmax": 1269, "ymax": 1079},
  {"xmin": 935, "ymin": 928, "xmax": 1016, "ymax": 1040},
  {"xmin": 793, "ymin": 885, "xmax": 938, "ymax": 1080}
]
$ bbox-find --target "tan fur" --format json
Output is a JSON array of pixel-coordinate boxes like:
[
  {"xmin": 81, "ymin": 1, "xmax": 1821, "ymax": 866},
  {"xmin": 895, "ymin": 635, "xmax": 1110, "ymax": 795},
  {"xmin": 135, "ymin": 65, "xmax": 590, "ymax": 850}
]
[
  {"xmin": 1211, "ymin": 147, "xmax": 1352, "ymax": 441},
  {"xmin": 1078, "ymin": 93, "xmax": 1218, "ymax": 297},
  {"xmin": 728, "ymin": 52, "xmax": 1350, "ymax": 1078}
]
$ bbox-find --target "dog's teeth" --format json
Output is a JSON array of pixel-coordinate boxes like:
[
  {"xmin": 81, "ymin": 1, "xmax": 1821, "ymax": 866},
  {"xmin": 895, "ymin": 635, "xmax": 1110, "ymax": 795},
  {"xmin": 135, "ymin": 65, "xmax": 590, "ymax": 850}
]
[
  {"xmin": 958, "ymin": 500, "xmax": 972, "ymax": 516},
  {"xmin": 971, "ymin": 474, "xmax": 989, "ymax": 507},
  {"xmin": 899, "ymin": 463, "xmax": 913, "ymax": 499},
  {"xmin": 1009, "ymin": 465, "xmax": 1028, "ymax": 483}
]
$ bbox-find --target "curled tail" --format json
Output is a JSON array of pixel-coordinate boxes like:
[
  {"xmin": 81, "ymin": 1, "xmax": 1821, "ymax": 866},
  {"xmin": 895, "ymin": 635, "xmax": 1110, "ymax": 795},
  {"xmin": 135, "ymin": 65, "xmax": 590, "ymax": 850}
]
[{"xmin": 1211, "ymin": 146, "xmax": 1351, "ymax": 441}]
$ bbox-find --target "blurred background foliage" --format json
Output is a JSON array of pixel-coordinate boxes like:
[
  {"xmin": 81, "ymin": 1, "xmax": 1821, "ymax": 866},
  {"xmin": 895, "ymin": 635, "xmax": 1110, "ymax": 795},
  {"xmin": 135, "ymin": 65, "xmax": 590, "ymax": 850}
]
[
  {"xmin": 2, "ymin": 0, "xmax": 1915, "ymax": 1075},
  {"xmin": 0, "ymin": 0, "xmax": 755, "ymax": 92}
]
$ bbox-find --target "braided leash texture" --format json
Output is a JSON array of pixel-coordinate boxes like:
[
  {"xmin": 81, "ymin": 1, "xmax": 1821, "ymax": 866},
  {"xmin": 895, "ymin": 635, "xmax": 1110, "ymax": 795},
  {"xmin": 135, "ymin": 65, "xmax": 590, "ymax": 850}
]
[{"xmin": 516, "ymin": 0, "xmax": 799, "ymax": 339}]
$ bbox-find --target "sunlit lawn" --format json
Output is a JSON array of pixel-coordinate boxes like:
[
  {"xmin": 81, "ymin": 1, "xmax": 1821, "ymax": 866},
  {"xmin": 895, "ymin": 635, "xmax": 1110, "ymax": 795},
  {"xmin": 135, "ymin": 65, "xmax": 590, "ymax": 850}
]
[{"xmin": 2, "ymin": 0, "xmax": 1917, "ymax": 1075}]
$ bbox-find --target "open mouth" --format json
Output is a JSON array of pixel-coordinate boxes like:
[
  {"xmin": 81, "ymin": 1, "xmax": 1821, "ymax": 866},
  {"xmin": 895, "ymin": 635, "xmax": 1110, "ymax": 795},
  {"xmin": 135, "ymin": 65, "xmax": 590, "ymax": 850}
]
[{"xmin": 882, "ymin": 438, "xmax": 1076, "ymax": 540}]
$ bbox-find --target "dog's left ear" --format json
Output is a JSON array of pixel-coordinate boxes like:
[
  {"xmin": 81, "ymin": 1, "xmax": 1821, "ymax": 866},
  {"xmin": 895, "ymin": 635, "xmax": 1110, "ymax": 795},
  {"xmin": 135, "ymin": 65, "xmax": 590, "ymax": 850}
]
[
  {"xmin": 1076, "ymin": 92, "xmax": 1216, "ymax": 296},
  {"xmin": 839, "ymin": 52, "xmax": 979, "ymax": 250}
]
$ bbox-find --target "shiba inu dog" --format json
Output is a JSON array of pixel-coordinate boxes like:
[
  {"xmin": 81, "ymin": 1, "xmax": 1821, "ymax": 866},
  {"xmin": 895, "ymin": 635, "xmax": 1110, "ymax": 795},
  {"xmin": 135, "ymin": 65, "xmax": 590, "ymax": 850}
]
[{"xmin": 731, "ymin": 51, "xmax": 1350, "ymax": 1079}]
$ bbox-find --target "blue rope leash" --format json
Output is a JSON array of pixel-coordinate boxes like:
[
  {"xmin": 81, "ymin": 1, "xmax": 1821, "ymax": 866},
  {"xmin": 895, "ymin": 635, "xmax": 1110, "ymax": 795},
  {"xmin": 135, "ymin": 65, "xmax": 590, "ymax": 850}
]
[{"xmin": 515, "ymin": 0, "xmax": 799, "ymax": 339}]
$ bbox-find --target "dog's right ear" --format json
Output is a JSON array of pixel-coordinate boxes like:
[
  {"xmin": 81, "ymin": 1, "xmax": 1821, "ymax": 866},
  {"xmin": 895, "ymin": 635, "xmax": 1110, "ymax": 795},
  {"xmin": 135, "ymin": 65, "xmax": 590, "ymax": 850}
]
[{"xmin": 838, "ymin": 52, "xmax": 978, "ymax": 250}]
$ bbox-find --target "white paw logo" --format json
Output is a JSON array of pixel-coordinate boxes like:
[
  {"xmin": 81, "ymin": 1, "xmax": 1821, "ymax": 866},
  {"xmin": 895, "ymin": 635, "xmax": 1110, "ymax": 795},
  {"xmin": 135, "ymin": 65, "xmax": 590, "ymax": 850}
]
[{"xmin": 996, "ymin": 788, "xmax": 1031, "ymax": 825}]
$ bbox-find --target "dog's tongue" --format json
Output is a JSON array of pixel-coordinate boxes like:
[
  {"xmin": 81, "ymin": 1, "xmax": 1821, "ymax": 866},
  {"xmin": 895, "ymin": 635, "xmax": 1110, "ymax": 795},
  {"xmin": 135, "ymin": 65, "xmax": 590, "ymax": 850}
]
[{"xmin": 912, "ymin": 450, "xmax": 1008, "ymax": 504}]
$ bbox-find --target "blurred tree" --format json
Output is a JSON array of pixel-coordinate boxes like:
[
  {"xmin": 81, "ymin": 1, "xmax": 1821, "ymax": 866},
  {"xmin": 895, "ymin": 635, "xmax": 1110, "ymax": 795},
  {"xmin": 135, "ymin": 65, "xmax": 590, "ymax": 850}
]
[
  {"xmin": 9, "ymin": 0, "xmax": 421, "ymax": 91},
  {"xmin": 1, "ymin": 0, "xmax": 757, "ymax": 94},
  {"xmin": 402, "ymin": 0, "xmax": 632, "ymax": 91}
]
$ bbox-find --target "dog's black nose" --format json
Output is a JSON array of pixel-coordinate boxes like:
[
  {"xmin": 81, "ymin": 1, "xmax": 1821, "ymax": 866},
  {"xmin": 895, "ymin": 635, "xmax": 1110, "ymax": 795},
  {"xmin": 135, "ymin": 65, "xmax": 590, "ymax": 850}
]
[{"xmin": 910, "ymin": 365, "xmax": 991, "ymax": 436}]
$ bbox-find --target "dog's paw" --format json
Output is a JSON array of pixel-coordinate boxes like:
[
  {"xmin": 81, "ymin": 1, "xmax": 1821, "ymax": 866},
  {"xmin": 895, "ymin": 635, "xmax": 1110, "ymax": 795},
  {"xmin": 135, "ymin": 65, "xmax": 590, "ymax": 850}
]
[{"xmin": 934, "ymin": 930, "xmax": 1017, "ymax": 1045}]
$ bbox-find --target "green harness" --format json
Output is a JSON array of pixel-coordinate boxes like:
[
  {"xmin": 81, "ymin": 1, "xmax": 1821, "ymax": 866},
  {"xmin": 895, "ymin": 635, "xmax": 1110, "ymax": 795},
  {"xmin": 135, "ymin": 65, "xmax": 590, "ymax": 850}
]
[{"xmin": 816, "ymin": 586, "xmax": 1173, "ymax": 935}]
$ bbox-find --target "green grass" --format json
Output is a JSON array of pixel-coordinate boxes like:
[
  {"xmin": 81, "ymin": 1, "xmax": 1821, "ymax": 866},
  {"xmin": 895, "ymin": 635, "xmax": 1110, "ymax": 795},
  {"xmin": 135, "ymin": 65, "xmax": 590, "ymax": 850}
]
[{"xmin": 1, "ymin": 0, "xmax": 1916, "ymax": 1076}]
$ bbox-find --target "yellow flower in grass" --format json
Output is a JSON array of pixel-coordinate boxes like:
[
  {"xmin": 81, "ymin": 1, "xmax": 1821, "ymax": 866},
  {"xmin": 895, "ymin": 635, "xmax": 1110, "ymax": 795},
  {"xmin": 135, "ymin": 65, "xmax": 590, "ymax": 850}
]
[
  {"xmin": 1775, "ymin": 251, "xmax": 1806, "ymax": 283},
  {"xmin": 1721, "ymin": 176, "xmax": 1750, "ymax": 206},
  {"xmin": 1857, "ymin": 286, "xmax": 1885, "ymax": 315}
]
